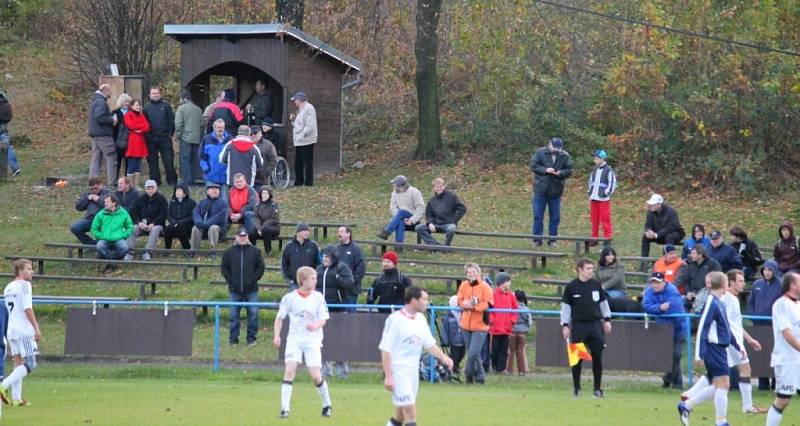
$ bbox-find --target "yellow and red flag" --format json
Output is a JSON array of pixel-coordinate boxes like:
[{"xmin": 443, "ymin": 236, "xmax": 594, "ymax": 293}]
[{"xmin": 567, "ymin": 342, "xmax": 592, "ymax": 367}]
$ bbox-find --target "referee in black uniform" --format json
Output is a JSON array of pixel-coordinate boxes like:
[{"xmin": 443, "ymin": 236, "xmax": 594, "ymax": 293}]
[{"xmin": 560, "ymin": 258, "xmax": 612, "ymax": 398}]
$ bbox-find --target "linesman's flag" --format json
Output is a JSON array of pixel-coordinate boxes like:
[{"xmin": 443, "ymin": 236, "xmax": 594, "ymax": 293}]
[{"xmin": 567, "ymin": 342, "xmax": 592, "ymax": 367}]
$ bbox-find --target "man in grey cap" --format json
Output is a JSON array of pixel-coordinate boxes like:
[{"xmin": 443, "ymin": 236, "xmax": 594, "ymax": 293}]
[
  {"xmin": 289, "ymin": 91, "xmax": 317, "ymax": 186},
  {"xmin": 190, "ymin": 182, "xmax": 230, "ymax": 252},
  {"xmin": 125, "ymin": 179, "xmax": 168, "ymax": 261},
  {"xmin": 528, "ymin": 137, "xmax": 573, "ymax": 246},
  {"xmin": 281, "ymin": 222, "xmax": 320, "ymax": 290},
  {"xmin": 174, "ymin": 90, "xmax": 204, "ymax": 186},
  {"xmin": 376, "ymin": 175, "xmax": 425, "ymax": 245},
  {"xmin": 221, "ymin": 228, "xmax": 265, "ymax": 345}
]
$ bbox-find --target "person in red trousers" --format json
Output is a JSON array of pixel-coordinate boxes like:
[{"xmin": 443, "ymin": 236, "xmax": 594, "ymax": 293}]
[{"xmin": 587, "ymin": 149, "xmax": 617, "ymax": 245}]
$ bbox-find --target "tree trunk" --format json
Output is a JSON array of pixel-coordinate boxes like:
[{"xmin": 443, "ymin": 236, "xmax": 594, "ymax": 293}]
[
  {"xmin": 413, "ymin": 0, "xmax": 443, "ymax": 159},
  {"xmin": 276, "ymin": 0, "xmax": 304, "ymax": 30}
]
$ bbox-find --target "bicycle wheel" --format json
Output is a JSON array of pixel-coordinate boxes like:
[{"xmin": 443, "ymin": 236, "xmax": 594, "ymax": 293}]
[{"xmin": 272, "ymin": 156, "xmax": 290, "ymax": 189}]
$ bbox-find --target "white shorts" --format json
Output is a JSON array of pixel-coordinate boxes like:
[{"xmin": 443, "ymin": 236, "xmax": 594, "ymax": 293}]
[
  {"xmin": 391, "ymin": 367, "xmax": 419, "ymax": 407},
  {"xmin": 775, "ymin": 364, "xmax": 800, "ymax": 397},
  {"xmin": 8, "ymin": 337, "xmax": 38, "ymax": 359},
  {"xmin": 284, "ymin": 338, "xmax": 322, "ymax": 368},
  {"xmin": 727, "ymin": 346, "xmax": 749, "ymax": 368}
]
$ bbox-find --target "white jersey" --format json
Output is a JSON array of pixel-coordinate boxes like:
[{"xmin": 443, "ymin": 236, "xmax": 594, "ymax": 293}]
[
  {"xmin": 771, "ymin": 295, "xmax": 800, "ymax": 367},
  {"xmin": 277, "ymin": 289, "xmax": 329, "ymax": 344},
  {"xmin": 378, "ymin": 309, "xmax": 436, "ymax": 371},
  {"xmin": 721, "ymin": 292, "xmax": 744, "ymax": 347},
  {"xmin": 4, "ymin": 280, "xmax": 34, "ymax": 340}
]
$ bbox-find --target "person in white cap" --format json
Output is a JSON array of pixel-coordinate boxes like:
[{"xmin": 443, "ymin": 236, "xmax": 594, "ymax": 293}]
[
  {"xmin": 289, "ymin": 91, "xmax": 317, "ymax": 186},
  {"xmin": 641, "ymin": 193, "xmax": 685, "ymax": 259}
]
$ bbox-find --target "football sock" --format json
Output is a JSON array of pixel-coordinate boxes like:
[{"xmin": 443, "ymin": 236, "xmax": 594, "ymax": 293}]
[
  {"xmin": 315, "ymin": 380, "xmax": 331, "ymax": 407},
  {"xmin": 766, "ymin": 404, "xmax": 784, "ymax": 426},
  {"xmin": 739, "ymin": 377, "xmax": 753, "ymax": 411},
  {"xmin": 714, "ymin": 387, "xmax": 728, "ymax": 425},
  {"xmin": 1, "ymin": 365, "xmax": 27, "ymax": 389},
  {"xmin": 686, "ymin": 384, "xmax": 716, "ymax": 409},
  {"xmin": 281, "ymin": 380, "xmax": 293, "ymax": 412},
  {"xmin": 684, "ymin": 375, "xmax": 710, "ymax": 399}
]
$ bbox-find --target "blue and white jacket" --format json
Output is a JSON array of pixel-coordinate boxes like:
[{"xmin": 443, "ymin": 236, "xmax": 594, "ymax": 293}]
[
  {"xmin": 695, "ymin": 294, "xmax": 740, "ymax": 361},
  {"xmin": 588, "ymin": 163, "xmax": 617, "ymax": 201}
]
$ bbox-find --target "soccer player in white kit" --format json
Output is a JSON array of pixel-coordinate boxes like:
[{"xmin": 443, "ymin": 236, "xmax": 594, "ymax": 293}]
[
  {"xmin": 765, "ymin": 272, "xmax": 800, "ymax": 425},
  {"xmin": 0, "ymin": 259, "xmax": 42, "ymax": 408},
  {"xmin": 379, "ymin": 286, "xmax": 453, "ymax": 426},
  {"xmin": 273, "ymin": 266, "xmax": 332, "ymax": 419}
]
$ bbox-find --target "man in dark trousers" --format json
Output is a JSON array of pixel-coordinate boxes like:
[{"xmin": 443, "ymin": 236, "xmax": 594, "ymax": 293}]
[
  {"xmin": 529, "ymin": 137, "xmax": 573, "ymax": 246},
  {"xmin": 336, "ymin": 226, "xmax": 366, "ymax": 307},
  {"xmin": 143, "ymin": 86, "xmax": 177, "ymax": 186},
  {"xmin": 368, "ymin": 251, "xmax": 413, "ymax": 313},
  {"xmin": 560, "ymin": 258, "xmax": 612, "ymax": 398},
  {"xmin": 640, "ymin": 193, "xmax": 685, "ymax": 258},
  {"xmin": 317, "ymin": 245, "xmax": 355, "ymax": 379},
  {"xmin": 221, "ymin": 229, "xmax": 265, "ymax": 345},
  {"xmin": 415, "ymin": 177, "xmax": 467, "ymax": 247},
  {"xmin": 70, "ymin": 177, "xmax": 109, "ymax": 245},
  {"xmin": 125, "ymin": 179, "xmax": 168, "ymax": 261},
  {"xmin": 281, "ymin": 222, "xmax": 321, "ymax": 289}
]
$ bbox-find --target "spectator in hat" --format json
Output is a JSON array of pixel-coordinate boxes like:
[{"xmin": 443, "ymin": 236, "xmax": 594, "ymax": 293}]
[
  {"xmin": 261, "ymin": 118, "xmax": 286, "ymax": 157},
  {"xmin": 528, "ymin": 137, "xmax": 574, "ymax": 246},
  {"xmin": 640, "ymin": 194, "xmax": 685, "ymax": 258},
  {"xmin": 251, "ymin": 125, "xmax": 278, "ymax": 189},
  {"xmin": 219, "ymin": 125, "xmax": 263, "ymax": 187},
  {"xmin": 641, "ymin": 272, "xmax": 687, "ymax": 389},
  {"xmin": 729, "ymin": 226, "xmax": 763, "ymax": 281},
  {"xmin": 376, "ymin": 175, "xmax": 425, "ymax": 245},
  {"xmin": 174, "ymin": 90, "xmax": 204, "ymax": 186},
  {"xmin": 415, "ymin": 177, "xmax": 467, "ymax": 247},
  {"xmin": 489, "ymin": 272, "xmax": 518, "ymax": 374},
  {"xmin": 125, "ymin": 179, "xmax": 168, "ymax": 261},
  {"xmin": 682, "ymin": 224, "xmax": 712, "ymax": 260},
  {"xmin": 71, "ymin": 177, "xmax": 110, "ymax": 246},
  {"xmin": 773, "ymin": 220, "xmax": 800, "ymax": 274},
  {"xmin": 190, "ymin": 182, "xmax": 230, "ymax": 252},
  {"xmin": 367, "ymin": 251, "xmax": 413, "ymax": 313},
  {"xmin": 249, "ymin": 185, "xmax": 280, "ymax": 255},
  {"xmin": 208, "ymin": 89, "xmax": 243, "ymax": 134},
  {"xmin": 587, "ymin": 149, "xmax": 617, "ymax": 244},
  {"xmin": 221, "ymin": 228, "xmax": 265, "ymax": 346},
  {"xmin": 596, "ymin": 246, "xmax": 627, "ymax": 300},
  {"xmin": 653, "ymin": 244, "xmax": 684, "ymax": 290},
  {"xmin": 747, "ymin": 259, "xmax": 782, "ymax": 391},
  {"xmin": 317, "ymin": 245, "xmax": 356, "ymax": 380},
  {"xmin": 707, "ymin": 230, "xmax": 744, "ymax": 272},
  {"xmin": 199, "ymin": 118, "xmax": 231, "ymax": 190},
  {"xmin": 281, "ymin": 222, "xmax": 321, "ymax": 289},
  {"xmin": 289, "ymin": 91, "xmax": 317, "ymax": 186}
]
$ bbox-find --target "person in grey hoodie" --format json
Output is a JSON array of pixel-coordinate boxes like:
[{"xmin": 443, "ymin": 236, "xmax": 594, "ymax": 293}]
[
  {"xmin": 88, "ymin": 84, "xmax": 118, "ymax": 187},
  {"xmin": 596, "ymin": 246, "xmax": 627, "ymax": 299},
  {"xmin": 747, "ymin": 259, "xmax": 782, "ymax": 391}
]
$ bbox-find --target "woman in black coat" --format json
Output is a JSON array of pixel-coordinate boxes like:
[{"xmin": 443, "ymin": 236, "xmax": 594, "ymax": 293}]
[
  {"xmin": 249, "ymin": 185, "xmax": 281, "ymax": 254},
  {"xmin": 164, "ymin": 183, "xmax": 196, "ymax": 249},
  {"xmin": 112, "ymin": 93, "xmax": 132, "ymax": 179}
]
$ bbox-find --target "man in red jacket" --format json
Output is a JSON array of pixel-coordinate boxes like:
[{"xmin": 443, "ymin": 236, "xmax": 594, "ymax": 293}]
[{"xmin": 489, "ymin": 272, "xmax": 518, "ymax": 373}]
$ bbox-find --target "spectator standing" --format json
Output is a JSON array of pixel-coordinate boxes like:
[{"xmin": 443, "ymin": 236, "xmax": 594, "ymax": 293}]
[
  {"xmin": 190, "ymin": 182, "xmax": 229, "ymax": 252},
  {"xmin": 221, "ymin": 229, "xmax": 265, "ymax": 345},
  {"xmin": 528, "ymin": 137, "xmax": 573, "ymax": 246},
  {"xmin": 112, "ymin": 93, "xmax": 131, "ymax": 179},
  {"xmin": 441, "ymin": 295, "xmax": 466, "ymax": 375},
  {"xmin": 708, "ymin": 231, "xmax": 744, "ymax": 272},
  {"xmin": 113, "ymin": 176, "xmax": 141, "ymax": 213},
  {"xmin": 773, "ymin": 221, "xmax": 800, "ymax": 274},
  {"xmin": 164, "ymin": 183, "xmax": 196, "ymax": 250},
  {"xmin": 507, "ymin": 290, "xmax": 532, "ymax": 375},
  {"xmin": 596, "ymin": 246, "xmax": 627, "ymax": 300},
  {"xmin": 143, "ymin": 87, "xmax": 177, "ymax": 186},
  {"xmin": 202, "ymin": 91, "xmax": 225, "ymax": 129},
  {"xmin": 336, "ymin": 226, "xmax": 366, "ymax": 305},
  {"xmin": 262, "ymin": 118, "xmax": 286, "ymax": 157},
  {"xmin": 208, "ymin": 89, "xmax": 243, "ymax": 134},
  {"xmin": 174, "ymin": 90, "xmax": 204, "ymax": 186},
  {"xmin": 415, "ymin": 177, "xmax": 467, "ymax": 247},
  {"xmin": 317, "ymin": 245, "xmax": 355, "ymax": 380},
  {"xmin": 122, "ymin": 99, "xmax": 150, "ymax": 190},
  {"xmin": 0, "ymin": 89, "xmax": 20, "ymax": 176},
  {"xmin": 252, "ymin": 124, "xmax": 278, "ymax": 189},
  {"xmin": 227, "ymin": 173, "xmax": 257, "ymax": 234},
  {"xmin": 729, "ymin": 226, "xmax": 763, "ymax": 281},
  {"xmin": 88, "ymin": 84, "xmax": 118, "ymax": 187},
  {"xmin": 70, "ymin": 178, "xmax": 109, "ymax": 245},
  {"xmin": 457, "ymin": 263, "xmax": 494, "ymax": 384},
  {"xmin": 199, "ymin": 119, "xmax": 231, "ymax": 189},
  {"xmin": 281, "ymin": 223, "xmax": 321, "ymax": 289},
  {"xmin": 91, "ymin": 194, "xmax": 134, "ymax": 268},
  {"xmin": 642, "ymin": 272, "xmax": 686, "ymax": 390},
  {"xmin": 250, "ymin": 79, "xmax": 273, "ymax": 123},
  {"xmin": 376, "ymin": 175, "xmax": 425, "ymax": 244},
  {"xmin": 587, "ymin": 149, "xmax": 616, "ymax": 243},
  {"xmin": 640, "ymin": 194, "xmax": 685, "ymax": 258},
  {"xmin": 367, "ymin": 251, "xmax": 413, "ymax": 313},
  {"xmin": 219, "ymin": 125, "xmax": 263, "ymax": 187},
  {"xmin": 674, "ymin": 245, "xmax": 721, "ymax": 307},
  {"xmin": 489, "ymin": 272, "xmax": 518, "ymax": 374},
  {"xmin": 561, "ymin": 258, "xmax": 613, "ymax": 398},
  {"xmin": 683, "ymin": 224, "xmax": 712, "ymax": 260},
  {"xmin": 748, "ymin": 260, "xmax": 782, "ymax": 391},
  {"xmin": 125, "ymin": 180, "xmax": 167, "ymax": 261},
  {"xmin": 289, "ymin": 91, "xmax": 317, "ymax": 186},
  {"xmin": 249, "ymin": 185, "xmax": 280, "ymax": 255},
  {"xmin": 653, "ymin": 244, "xmax": 684, "ymax": 289}
]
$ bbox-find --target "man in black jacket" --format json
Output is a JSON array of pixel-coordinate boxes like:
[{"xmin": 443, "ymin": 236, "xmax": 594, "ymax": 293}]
[
  {"xmin": 114, "ymin": 176, "xmax": 141, "ymax": 212},
  {"xmin": 70, "ymin": 177, "xmax": 109, "ymax": 245},
  {"xmin": 640, "ymin": 194, "xmax": 686, "ymax": 258},
  {"xmin": 336, "ymin": 226, "xmax": 366, "ymax": 306},
  {"xmin": 125, "ymin": 180, "xmax": 168, "ymax": 261},
  {"xmin": 221, "ymin": 229, "xmax": 265, "ymax": 345},
  {"xmin": 317, "ymin": 245, "xmax": 355, "ymax": 379},
  {"xmin": 281, "ymin": 222, "xmax": 320, "ymax": 289},
  {"xmin": 367, "ymin": 251, "xmax": 413, "ymax": 313},
  {"xmin": 143, "ymin": 87, "xmax": 177, "ymax": 186},
  {"xmin": 88, "ymin": 84, "xmax": 118, "ymax": 187},
  {"xmin": 529, "ymin": 138, "xmax": 574, "ymax": 246},
  {"xmin": 415, "ymin": 177, "xmax": 467, "ymax": 246},
  {"xmin": 673, "ymin": 245, "xmax": 721, "ymax": 307}
]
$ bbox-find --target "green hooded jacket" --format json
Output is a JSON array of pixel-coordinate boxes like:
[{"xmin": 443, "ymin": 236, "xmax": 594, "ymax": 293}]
[{"xmin": 91, "ymin": 207, "xmax": 134, "ymax": 242}]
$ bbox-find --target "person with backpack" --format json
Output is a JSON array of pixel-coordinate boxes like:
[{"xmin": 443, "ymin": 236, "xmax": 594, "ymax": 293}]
[
  {"xmin": 507, "ymin": 290, "xmax": 532, "ymax": 375},
  {"xmin": 441, "ymin": 295, "xmax": 466, "ymax": 375},
  {"xmin": 367, "ymin": 251, "xmax": 413, "ymax": 313},
  {"xmin": 0, "ymin": 90, "xmax": 19, "ymax": 176}
]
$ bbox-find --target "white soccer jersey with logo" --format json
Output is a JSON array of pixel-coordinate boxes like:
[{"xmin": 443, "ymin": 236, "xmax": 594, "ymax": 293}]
[
  {"xmin": 277, "ymin": 290, "xmax": 330, "ymax": 344},
  {"xmin": 772, "ymin": 295, "xmax": 800, "ymax": 367},
  {"xmin": 4, "ymin": 279, "xmax": 34, "ymax": 340},
  {"xmin": 379, "ymin": 309, "xmax": 436, "ymax": 371}
]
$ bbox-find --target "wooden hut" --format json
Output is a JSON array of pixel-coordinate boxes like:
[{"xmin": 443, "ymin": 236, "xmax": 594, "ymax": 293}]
[{"xmin": 164, "ymin": 24, "xmax": 362, "ymax": 175}]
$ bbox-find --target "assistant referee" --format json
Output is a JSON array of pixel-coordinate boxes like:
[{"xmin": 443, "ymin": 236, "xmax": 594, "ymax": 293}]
[{"xmin": 560, "ymin": 258, "xmax": 612, "ymax": 398}]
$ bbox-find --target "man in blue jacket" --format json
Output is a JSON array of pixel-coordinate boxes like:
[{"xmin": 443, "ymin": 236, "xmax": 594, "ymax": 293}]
[
  {"xmin": 199, "ymin": 119, "xmax": 231, "ymax": 191},
  {"xmin": 708, "ymin": 231, "xmax": 744, "ymax": 272},
  {"xmin": 190, "ymin": 182, "xmax": 229, "ymax": 252},
  {"xmin": 747, "ymin": 259, "xmax": 783, "ymax": 390},
  {"xmin": 642, "ymin": 272, "xmax": 687, "ymax": 390}
]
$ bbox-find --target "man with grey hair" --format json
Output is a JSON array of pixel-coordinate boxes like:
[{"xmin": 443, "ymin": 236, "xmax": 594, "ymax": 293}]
[
  {"xmin": 200, "ymin": 118, "xmax": 231, "ymax": 190},
  {"xmin": 88, "ymin": 83, "xmax": 118, "ymax": 187},
  {"xmin": 174, "ymin": 90, "xmax": 204, "ymax": 186},
  {"xmin": 289, "ymin": 91, "xmax": 317, "ymax": 186},
  {"xmin": 219, "ymin": 125, "xmax": 263, "ymax": 186}
]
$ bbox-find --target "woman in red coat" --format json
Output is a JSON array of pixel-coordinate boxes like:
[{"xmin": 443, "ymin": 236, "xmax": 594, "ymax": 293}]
[{"xmin": 123, "ymin": 99, "xmax": 150, "ymax": 188}]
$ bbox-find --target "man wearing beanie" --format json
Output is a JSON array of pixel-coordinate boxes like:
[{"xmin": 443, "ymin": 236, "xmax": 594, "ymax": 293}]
[
  {"xmin": 281, "ymin": 222, "xmax": 320, "ymax": 289},
  {"xmin": 489, "ymin": 272, "xmax": 518, "ymax": 374},
  {"xmin": 653, "ymin": 244, "xmax": 685, "ymax": 288},
  {"xmin": 367, "ymin": 251, "xmax": 413, "ymax": 313}
]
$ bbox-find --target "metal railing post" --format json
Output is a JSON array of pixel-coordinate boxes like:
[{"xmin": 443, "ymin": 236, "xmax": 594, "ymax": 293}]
[{"xmin": 213, "ymin": 305, "xmax": 221, "ymax": 373}]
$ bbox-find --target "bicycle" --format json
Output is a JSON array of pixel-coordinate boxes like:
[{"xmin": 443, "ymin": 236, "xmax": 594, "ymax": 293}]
[{"xmin": 271, "ymin": 155, "xmax": 290, "ymax": 189}]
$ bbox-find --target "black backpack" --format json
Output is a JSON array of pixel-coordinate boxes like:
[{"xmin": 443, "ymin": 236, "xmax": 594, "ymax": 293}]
[{"xmin": 0, "ymin": 94, "xmax": 12, "ymax": 124}]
